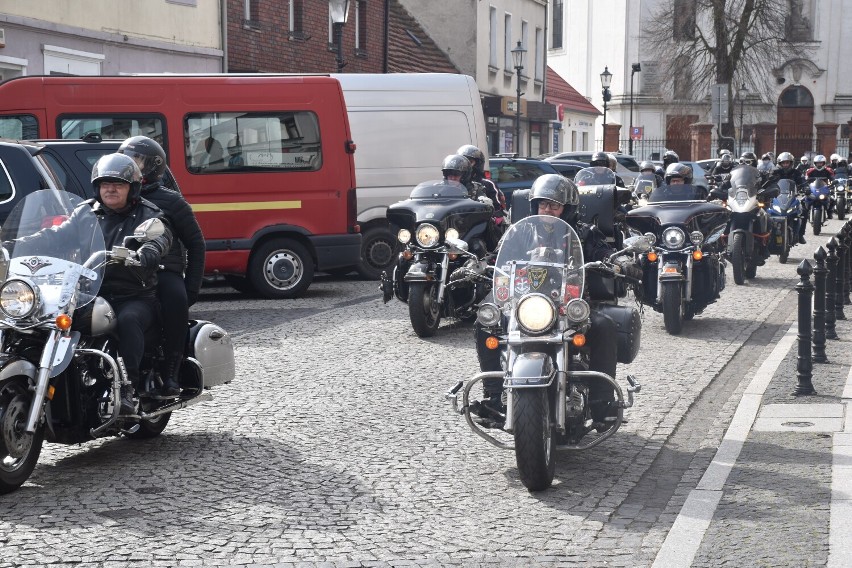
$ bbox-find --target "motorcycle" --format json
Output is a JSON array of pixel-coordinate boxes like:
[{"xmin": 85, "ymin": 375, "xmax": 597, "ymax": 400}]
[
  {"xmin": 806, "ymin": 178, "xmax": 832, "ymax": 235},
  {"xmin": 445, "ymin": 215, "xmax": 648, "ymax": 492},
  {"xmin": 767, "ymin": 179, "xmax": 803, "ymax": 264},
  {"xmin": 718, "ymin": 166, "xmax": 777, "ymax": 285},
  {"xmin": 379, "ymin": 180, "xmax": 495, "ymax": 337},
  {"xmin": 0, "ymin": 190, "xmax": 235, "ymax": 494},
  {"xmin": 834, "ymin": 176, "xmax": 848, "ymax": 221},
  {"xmin": 626, "ymin": 181, "xmax": 729, "ymax": 335}
]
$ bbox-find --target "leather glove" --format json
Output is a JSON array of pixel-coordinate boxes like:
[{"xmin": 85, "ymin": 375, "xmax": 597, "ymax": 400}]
[
  {"xmin": 136, "ymin": 245, "xmax": 159, "ymax": 271},
  {"xmin": 614, "ymin": 256, "xmax": 643, "ymax": 281},
  {"xmin": 477, "ymin": 195, "xmax": 492, "ymax": 205}
]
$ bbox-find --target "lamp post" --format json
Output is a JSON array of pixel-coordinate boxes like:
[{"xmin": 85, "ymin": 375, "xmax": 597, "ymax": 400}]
[
  {"xmin": 628, "ymin": 63, "xmax": 641, "ymax": 155},
  {"xmin": 329, "ymin": 0, "xmax": 351, "ymax": 73},
  {"xmin": 511, "ymin": 41, "xmax": 526, "ymax": 156},
  {"xmin": 600, "ymin": 66, "xmax": 612, "ymax": 151},
  {"xmin": 738, "ymin": 82, "xmax": 748, "ymax": 157}
]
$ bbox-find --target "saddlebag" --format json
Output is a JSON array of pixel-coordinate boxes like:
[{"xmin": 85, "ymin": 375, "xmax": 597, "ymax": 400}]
[
  {"xmin": 187, "ymin": 320, "xmax": 235, "ymax": 388},
  {"xmin": 596, "ymin": 304, "xmax": 641, "ymax": 364}
]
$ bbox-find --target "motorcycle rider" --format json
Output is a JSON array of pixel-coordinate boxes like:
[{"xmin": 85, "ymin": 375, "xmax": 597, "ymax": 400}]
[
  {"xmin": 655, "ymin": 149, "xmax": 679, "ymax": 179},
  {"xmin": 740, "ymin": 152, "xmax": 758, "ymax": 167},
  {"xmin": 456, "ymin": 144, "xmax": 507, "ymax": 250},
  {"xmin": 806, "ymin": 154, "xmax": 834, "ymax": 182},
  {"xmin": 712, "ymin": 152, "xmax": 736, "ymax": 177},
  {"xmin": 796, "ymin": 155, "xmax": 810, "ymax": 176},
  {"xmin": 640, "ymin": 160, "xmax": 664, "ymax": 187},
  {"xmin": 473, "ymin": 174, "xmax": 641, "ymax": 427},
  {"xmin": 589, "ymin": 151, "xmax": 626, "ymax": 187},
  {"xmin": 11, "ymin": 154, "xmax": 173, "ymax": 415},
  {"xmin": 767, "ymin": 151, "xmax": 807, "ymax": 243},
  {"xmin": 118, "ymin": 136, "xmax": 206, "ymax": 399}
]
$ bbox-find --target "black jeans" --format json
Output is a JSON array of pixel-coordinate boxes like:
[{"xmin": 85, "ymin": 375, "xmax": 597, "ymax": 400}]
[
  {"xmin": 113, "ymin": 297, "xmax": 158, "ymax": 383},
  {"xmin": 156, "ymin": 271, "xmax": 188, "ymax": 356}
]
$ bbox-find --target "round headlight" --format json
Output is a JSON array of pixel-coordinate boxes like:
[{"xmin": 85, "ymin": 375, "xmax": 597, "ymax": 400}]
[
  {"xmin": 690, "ymin": 231, "xmax": 703, "ymax": 245},
  {"xmin": 662, "ymin": 227, "xmax": 686, "ymax": 249},
  {"xmin": 0, "ymin": 279, "xmax": 37, "ymax": 318},
  {"xmin": 564, "ymin": 298, "xmax": 590, "ymax": 323},
  {"xmin": 415, "ymin": 224, "xmax": 440, "ymax": 248},
  {"xmin": 476, "ymin": 302, "xmax": 501, "ymax": 327},
  {"xmin": 820, "ymin": 194, "xmax": 826, "ymax": 200},
  {"xmin": 397, "ymin": 229, "xmax": 411, "ymax": 244},
  {"xmin": 516, "ymin": 294, "xmax": 556, "ymax": 334},
  {"xmin": 445, "ymin": 228, "xmax": 459, "ymax": 241}
]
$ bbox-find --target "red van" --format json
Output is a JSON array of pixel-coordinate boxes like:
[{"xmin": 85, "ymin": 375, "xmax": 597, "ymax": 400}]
[{"xmin": 0, "ymin": 74, "xmax": 361, "ymax": 298}]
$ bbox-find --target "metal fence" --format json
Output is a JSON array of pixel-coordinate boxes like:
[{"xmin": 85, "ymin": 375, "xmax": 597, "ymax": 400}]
[{"xmin": 599, "ymin": 137, "xmax": 851, "ymax": 161}]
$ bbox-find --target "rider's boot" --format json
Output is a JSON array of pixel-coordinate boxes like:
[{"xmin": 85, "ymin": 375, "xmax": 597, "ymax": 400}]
[
  {"xmin": 119, "ymin": 372, "xmax": 138, "ymax": 415},
  {"xmin": 155, "ymin": 351, "xmax": 182, "ymax": 400}
]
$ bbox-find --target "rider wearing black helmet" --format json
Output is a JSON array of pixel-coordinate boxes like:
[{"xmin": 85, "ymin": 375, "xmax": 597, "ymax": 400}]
[
  {"xmin": 740, "ymin": 152, "xmax": 758, "ymax": 167},
  {"xmin": 118, "ymin": 136, "xmax": 206, "ymax": 399},
  {"xmin": 590, "ymin": 151, "xmax": 626, "ymax": 187},
  {"xmin": 457, "ymin": 144, "xmax": 507, "ymax": 250},
  {"xmin": 474, "ymin": 174, "xmax": 640, "ymax": 427},
  {"xmin": 640, "ymin": 160, "xmax": 664, "ymax": 186}
]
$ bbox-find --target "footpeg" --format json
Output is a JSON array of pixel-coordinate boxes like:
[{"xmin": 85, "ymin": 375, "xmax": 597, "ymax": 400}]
[
  {"xmin": 624, "ymin": 374, "xmax": 641, "ymax": 409},
  {"xmin": 445, "ymin": 380, "xmax": 464, "ymax": 413}
]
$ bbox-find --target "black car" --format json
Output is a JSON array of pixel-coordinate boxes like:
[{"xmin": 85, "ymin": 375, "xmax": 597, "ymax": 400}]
[
  {"xmin": 488, "ymin": 157, "xmax": 560, "ymax": 209},
  {"xmin": 546, "ymin": 159, "xmax": 590, "ymax": 180},
  {"xmin": 0, "ymin": 139, "xmax": 69, "ymax": 223}
]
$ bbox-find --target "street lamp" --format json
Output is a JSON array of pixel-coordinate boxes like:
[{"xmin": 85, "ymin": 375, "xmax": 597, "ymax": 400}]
[
  {"xmin": 600, "ymin": 66, "xmax": 612, "ymax": 151},
  {"xmin": 629, "ymin": 63, "xmax": 641, "ymax": 155},
  {"xmin": 329, "ymin": 0, "xmax": 351, "ymax": 73},
  {"xmin": 738, "ymin": 82, "xmax": 748, "ymax": 157},
  {"xmin": 511, "ymin": 41, "xmax": 526, "ymax": 155}
]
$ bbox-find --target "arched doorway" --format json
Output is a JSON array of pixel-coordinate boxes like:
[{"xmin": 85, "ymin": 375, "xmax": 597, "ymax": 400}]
[{"xmin": 776, "ymin": 86, "xmax": 814, "ymax": 158}]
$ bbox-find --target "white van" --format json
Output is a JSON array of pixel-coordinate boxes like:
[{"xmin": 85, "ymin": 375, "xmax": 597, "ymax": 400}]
[{"xmin": 333, "ymin": 73, "xmax": 488, "ymax": 278}]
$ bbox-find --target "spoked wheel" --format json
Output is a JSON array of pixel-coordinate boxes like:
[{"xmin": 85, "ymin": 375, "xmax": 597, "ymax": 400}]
[
  {"xmin": 0, "ymin": 384, "xmax": 44, "ymax": 495},
  {"xmin": 514, "ymin": 388, "xmax": 556, "ymax": 492},
  {"xmin": 661, "ymin": 281, "xmax": 684, "ymax": 335},
  {"xmin": 731, "ymin": 232, "xmax": 746, "ymax": 285},
  {"xmin": 408, "ymin": 282, "xmax": 442, "ymax": 337}
]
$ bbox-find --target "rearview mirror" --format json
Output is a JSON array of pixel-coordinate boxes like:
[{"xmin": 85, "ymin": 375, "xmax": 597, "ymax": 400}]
[
  {"xmin": 131, "ymin": 218, "xmax": 165, "ymax": 243},
  {"xmin": 622, "ymin": 235, "xmax": 652, "ymax": 253},
  {"xmin": 445, "ymin": 237, "xmax": 469, "ymax": 253}
]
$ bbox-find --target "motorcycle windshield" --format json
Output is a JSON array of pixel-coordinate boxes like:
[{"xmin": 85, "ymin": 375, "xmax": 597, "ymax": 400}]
[
  {"xmin": 575, "ymin": 167, "xmax": 616, "ymax": 187},
  {"xmin": 727, "ymin": 166, "xmax": 761, "ymax": 199},
  {"xmin": 409, "ymin": 180, "xmax": 468, "ymax": 199},
  {"xmin": 492, "ymin": 215, "xmax": 585, "ymax": 308},
  {"xmin": 648, "ymin": 183, "xmax": 707, "ymax": 203},
  {"xmin": 810, "ymin": 179, "xmax": 828, "ymax": 194},
  {"xmin": 1, "ymin": 190, "xmax": 105, "ymax": 312},
  {"xmin": 633, "ymin": 175, "xmax": 657, "ymax": 199},
  {"xmin": 776, "ymin": 180, "xmax": 796, "ymax": 209}
]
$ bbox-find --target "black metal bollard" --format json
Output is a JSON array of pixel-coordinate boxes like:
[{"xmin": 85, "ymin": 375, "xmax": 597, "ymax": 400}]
[
  {"xmin": 826, "ymin": 238, "xmax": 839, "ymax": 340},
  {"xmin": 795, "ymin": 260, "xmax": 816, "ymax": 396},
  {"xmin": 813, "ymin": 247, "xmax": 828, "ymax": 363},
  {"xmin": 845, "ymin": 224, "xmax": 852, "ymax": 305},
  {"xmin": 836, "ymin": 230, "xmax": 848, "ymax": 320}
]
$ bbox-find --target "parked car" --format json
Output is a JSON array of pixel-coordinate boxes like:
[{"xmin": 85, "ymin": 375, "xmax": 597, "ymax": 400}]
[
  {"xmin": 696, "ymin": 158, "xmax": 718, "ymax": 173},
  {"xmin": 0, "ymin": 138, "xmax": 70, "ymax": 223},
  {"xmin": 488, "ymin": 157, "xmax": 561, "ymax": 209},
  {"xmin": 546, "ymin": 159, "xmax": 589, "ymax": 180},
  {"xmin": 541, "ymin": 151, "xmax": 641, "ymax": 184}
]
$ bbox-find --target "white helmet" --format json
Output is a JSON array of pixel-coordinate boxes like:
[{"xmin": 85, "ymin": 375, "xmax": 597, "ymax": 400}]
[{"xmin": 814, "ymin": 154, "xmax": 826, "ymax": 170}]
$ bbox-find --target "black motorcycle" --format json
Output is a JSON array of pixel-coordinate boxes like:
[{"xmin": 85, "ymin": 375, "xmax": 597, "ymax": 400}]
[
  {"xmin": 627, "ymin": 182, "xmax": 729, "ymax": 335},
  {"xmin": 380, "ymin": 180, "xmax": 496, "ymax": 337}
]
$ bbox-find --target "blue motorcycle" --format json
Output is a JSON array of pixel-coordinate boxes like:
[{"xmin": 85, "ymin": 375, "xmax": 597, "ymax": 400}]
[
  {"xmin": 767, "ymin": 179, "xmax": 802, "ymax": 264},
  {"xmin": 806, "ymin": 179, "xmax": 832, "ymax": 236}
]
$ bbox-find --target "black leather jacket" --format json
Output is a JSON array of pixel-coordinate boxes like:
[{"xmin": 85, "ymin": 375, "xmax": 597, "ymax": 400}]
[{"xmin": 140, "ymin": 182, "xmax": 206, "ymax": 297}]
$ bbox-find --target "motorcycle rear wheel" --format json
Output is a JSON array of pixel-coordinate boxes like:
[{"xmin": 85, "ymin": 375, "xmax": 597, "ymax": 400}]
[
  {"xmin": 408, "ymin": 282, "xmax": 442, "ymax": 337},
  {"xmin": 514, "ymin": 389, "xmax": 556, "ymax": 492},
  {"xmin": 128, "ymin": 411, "xmax": 172, "ymax": 439},
  {"xmin": 813, "ymin": 209, "xmax": 823, "ymax": 236},
  {"xmin": 731, "ymin": 232, "xmax": 746, "ymax": 285},
  {"xmin": 0, "ymin": 389, "xmax": 44, "ymax": 495},
  {"xmin": 662, "ymin": 281, "xmax": 683, "ymax": 335}
]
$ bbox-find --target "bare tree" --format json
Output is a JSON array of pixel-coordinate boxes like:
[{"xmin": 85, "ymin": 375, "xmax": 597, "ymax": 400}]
[{"xmin": 643, "ymin": 0, "xmax": 813, "ymax": 148}]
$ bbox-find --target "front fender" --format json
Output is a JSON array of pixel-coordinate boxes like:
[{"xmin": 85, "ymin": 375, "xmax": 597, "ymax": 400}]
[
  {"xmin": 0, "ymin": 356, "xmax": 38, "ymax": 384},
  {"xmin": 506, "ymin": 352, "xmax": 555, "ymax": 387}
]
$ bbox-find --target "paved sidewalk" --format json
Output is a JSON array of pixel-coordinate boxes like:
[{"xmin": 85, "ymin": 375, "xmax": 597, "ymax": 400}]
[{"xmin": 653, "ymin": 297, "xmax": 852, "ymax": 567}]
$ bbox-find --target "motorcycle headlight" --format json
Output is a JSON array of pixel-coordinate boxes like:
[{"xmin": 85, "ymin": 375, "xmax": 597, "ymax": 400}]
[
  {"xmin": 772, "ymin": 204, "xmax": 782, "ymax": 213},
  {"xmin": 476, "ymin": 302, "xmax": 501, "ymax": 327},
  {"xmin": 445, "ymin": 228, "xmax": 459, "ymax": 241},
  {"xmin": 820, "ymin": 194, "xmax": 826, "ymax": 200},
  {"xmin": 415, "ymin": 224, "xmax": 440, "ymax": 248},
  {"xmin": 516, "ymin": 294, "xmax": 556, "ymax": 334},
  {"xmin": 662, "ymin": 227, "xmax": 687, "ymax": 249},
  {"xmin": 0, "ymin": 279, "xmax": 37, "ymax": 319},
  {"xmin": 397, "ymin": 229, "xmax": 411, "ymax": 244},
  {"xmin": 564, "ymin": 298, "xmax": 590, "ymax": 323},
  {"xmin": 690, "ymin": 231, "xmax": 703, "ymax": 245}
]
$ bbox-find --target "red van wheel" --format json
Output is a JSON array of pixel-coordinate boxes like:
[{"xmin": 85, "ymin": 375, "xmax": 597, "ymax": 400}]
[{"xmin": 248, "ymin": 239, "xmax": 314, "ymax": 299}]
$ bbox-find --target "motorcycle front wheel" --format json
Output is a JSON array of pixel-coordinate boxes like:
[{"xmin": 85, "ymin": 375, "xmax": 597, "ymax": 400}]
[
  {"xmin": 514, "ymin": 389, "xmax": 556, "ymax": 492},
  {"xmin": 813, "ymin": 208, "xmax": 823, "ymax": 236},
  {"xmin": 408, "ymin": 282, "xmax": 442, "ymax": 337},
  {"xmin": 662, "ymin": 281, "xmax": 684, "ymax": 335},
  {"xmin": 0, "ymin": 385, "xmax": 44, "ymax": 494},
  {"xmin": 731, "ymin": 232, "xmax": 746, "ymax": 285},
  {"xmin": 838, "ymin": 197, "xmax": 847, "ymax": 220}
]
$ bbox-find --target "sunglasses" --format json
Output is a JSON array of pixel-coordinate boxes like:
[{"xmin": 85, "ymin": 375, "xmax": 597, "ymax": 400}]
[{"xmin": 538, "ymin": 202, "xmax": 563, "ymax": 211}]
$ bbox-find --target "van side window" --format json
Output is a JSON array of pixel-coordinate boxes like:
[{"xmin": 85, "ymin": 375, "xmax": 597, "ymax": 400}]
[
  {"xmin": 0, "ymin": 115, "xmax": 39, "ymax": 140},
  {"xmin": 57, "ymin": 116, "xmax": 166, "ymax": 148},
  {"xmin": 185, "ymin": 111, "xmax": 322, "ymax": 173}
]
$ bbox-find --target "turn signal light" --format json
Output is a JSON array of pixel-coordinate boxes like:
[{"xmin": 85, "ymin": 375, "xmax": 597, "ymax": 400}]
[
  {"xmin": 485, "ymin": 336, "xmax": 500, "ymax": 350},
  {"xmin": 402, "ymin": 250, "xmax": 414, "ymax": 260},
  {"xmin": 46, "ymin": 386, "xmax": 55, "ymax": 401},
  {"xmin": 55, "ymin": 314, "xmax": 72, "ymax": 330},
  {"xmin": 647, "ymin": 251, "xmax": 658, "ymax": 262},
  {"xmin": 572, "ymin": 334, "xmax": 586, "ymax": 347},
  {"xmin": 448, "ymin": 253, "xmax": 459, "ymax": 261},
  {"xmin": 692, "ymin": 250, "xmax": 704, "ymax": 260}
]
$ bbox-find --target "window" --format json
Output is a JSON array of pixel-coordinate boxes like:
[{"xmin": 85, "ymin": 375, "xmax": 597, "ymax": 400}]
[
  {"xmin": 489, "ymin": 7, "xmax": 498, "ymax": 68},
  {"xmin": 185, "ymin": 111, "xmax": 322, "ymax": 174},
  {"xmin": 43, "ymin": 45, "xmax": 104, "ymax": 76},
  {"xmin": 58, "ymin": 115, "xmax": 166, "ymax": 148},
  {"xmin": 535, "ymin": 28, "xmax": 543, "ymax": 81},
  {"xmin": 356, "ymin": 0, "xmax": 367, "ymax": 54},
  {"xmin": 0, "ymin": 115, "xmax": 38, "ymax": 140},
  {"xmin": 504, "ymin": 14, "xmax": 512, "ymax": 70},
  {"xmin": 552, "ymin": 0, "xmax": 563, "ymax": 49},
  {"xmin": 290, "ymin": 0, "xmax": 305, "ymax": 39},
  {"xmin": 673, "ymin": 0, "xmax": 696, "ymax": 40},
  {"xmin": 243, "ymin": 0, "xmax": 260, "ymax": 28},
  {"xmin": 786, "ymin": 0, "xmax": 813, "ymax": 41},
  {"xmin": 521, "ymin": 21, "xmax": 529, "ymax": 76}
]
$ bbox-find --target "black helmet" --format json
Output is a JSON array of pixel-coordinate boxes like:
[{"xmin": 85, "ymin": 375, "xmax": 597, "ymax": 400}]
[
  {"xmin": 719, "ymin": 153, "xmax": 733, "ymax": 167},
  {"xmin": 117, "ymin": 135, "xmax": 167, "ymax": 185},
  {"xmin": 639, "ymin": 161, "xmax": 656, "ymax": 173},
  {"xmin": 91, "ymin": 153, "xmax": 143, "ymax": 204},
  {"xmin": 740, "ymin": 152, "xmax": 757, "ymax": 166},
  {"xmin": 456, "ymin": 144, "xmax": 485, "ymax": 176},
  {"xmin": 441, "ymin": 154, "xmax": 471, "ymax": 183},
  {"xmin": 590, "ymin": 151, "xmax": 609, "ymax": 168},
  {"xmin": 665, "ymin": 162, "xmax": 693, "ymax": 184},
  {"xmin": 529, "ymin": 174, "xmax": 579, "ymax": 223},
  {"xmin": 663, "ymin": 150, "xmax": 680, "ymax": 168}
]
